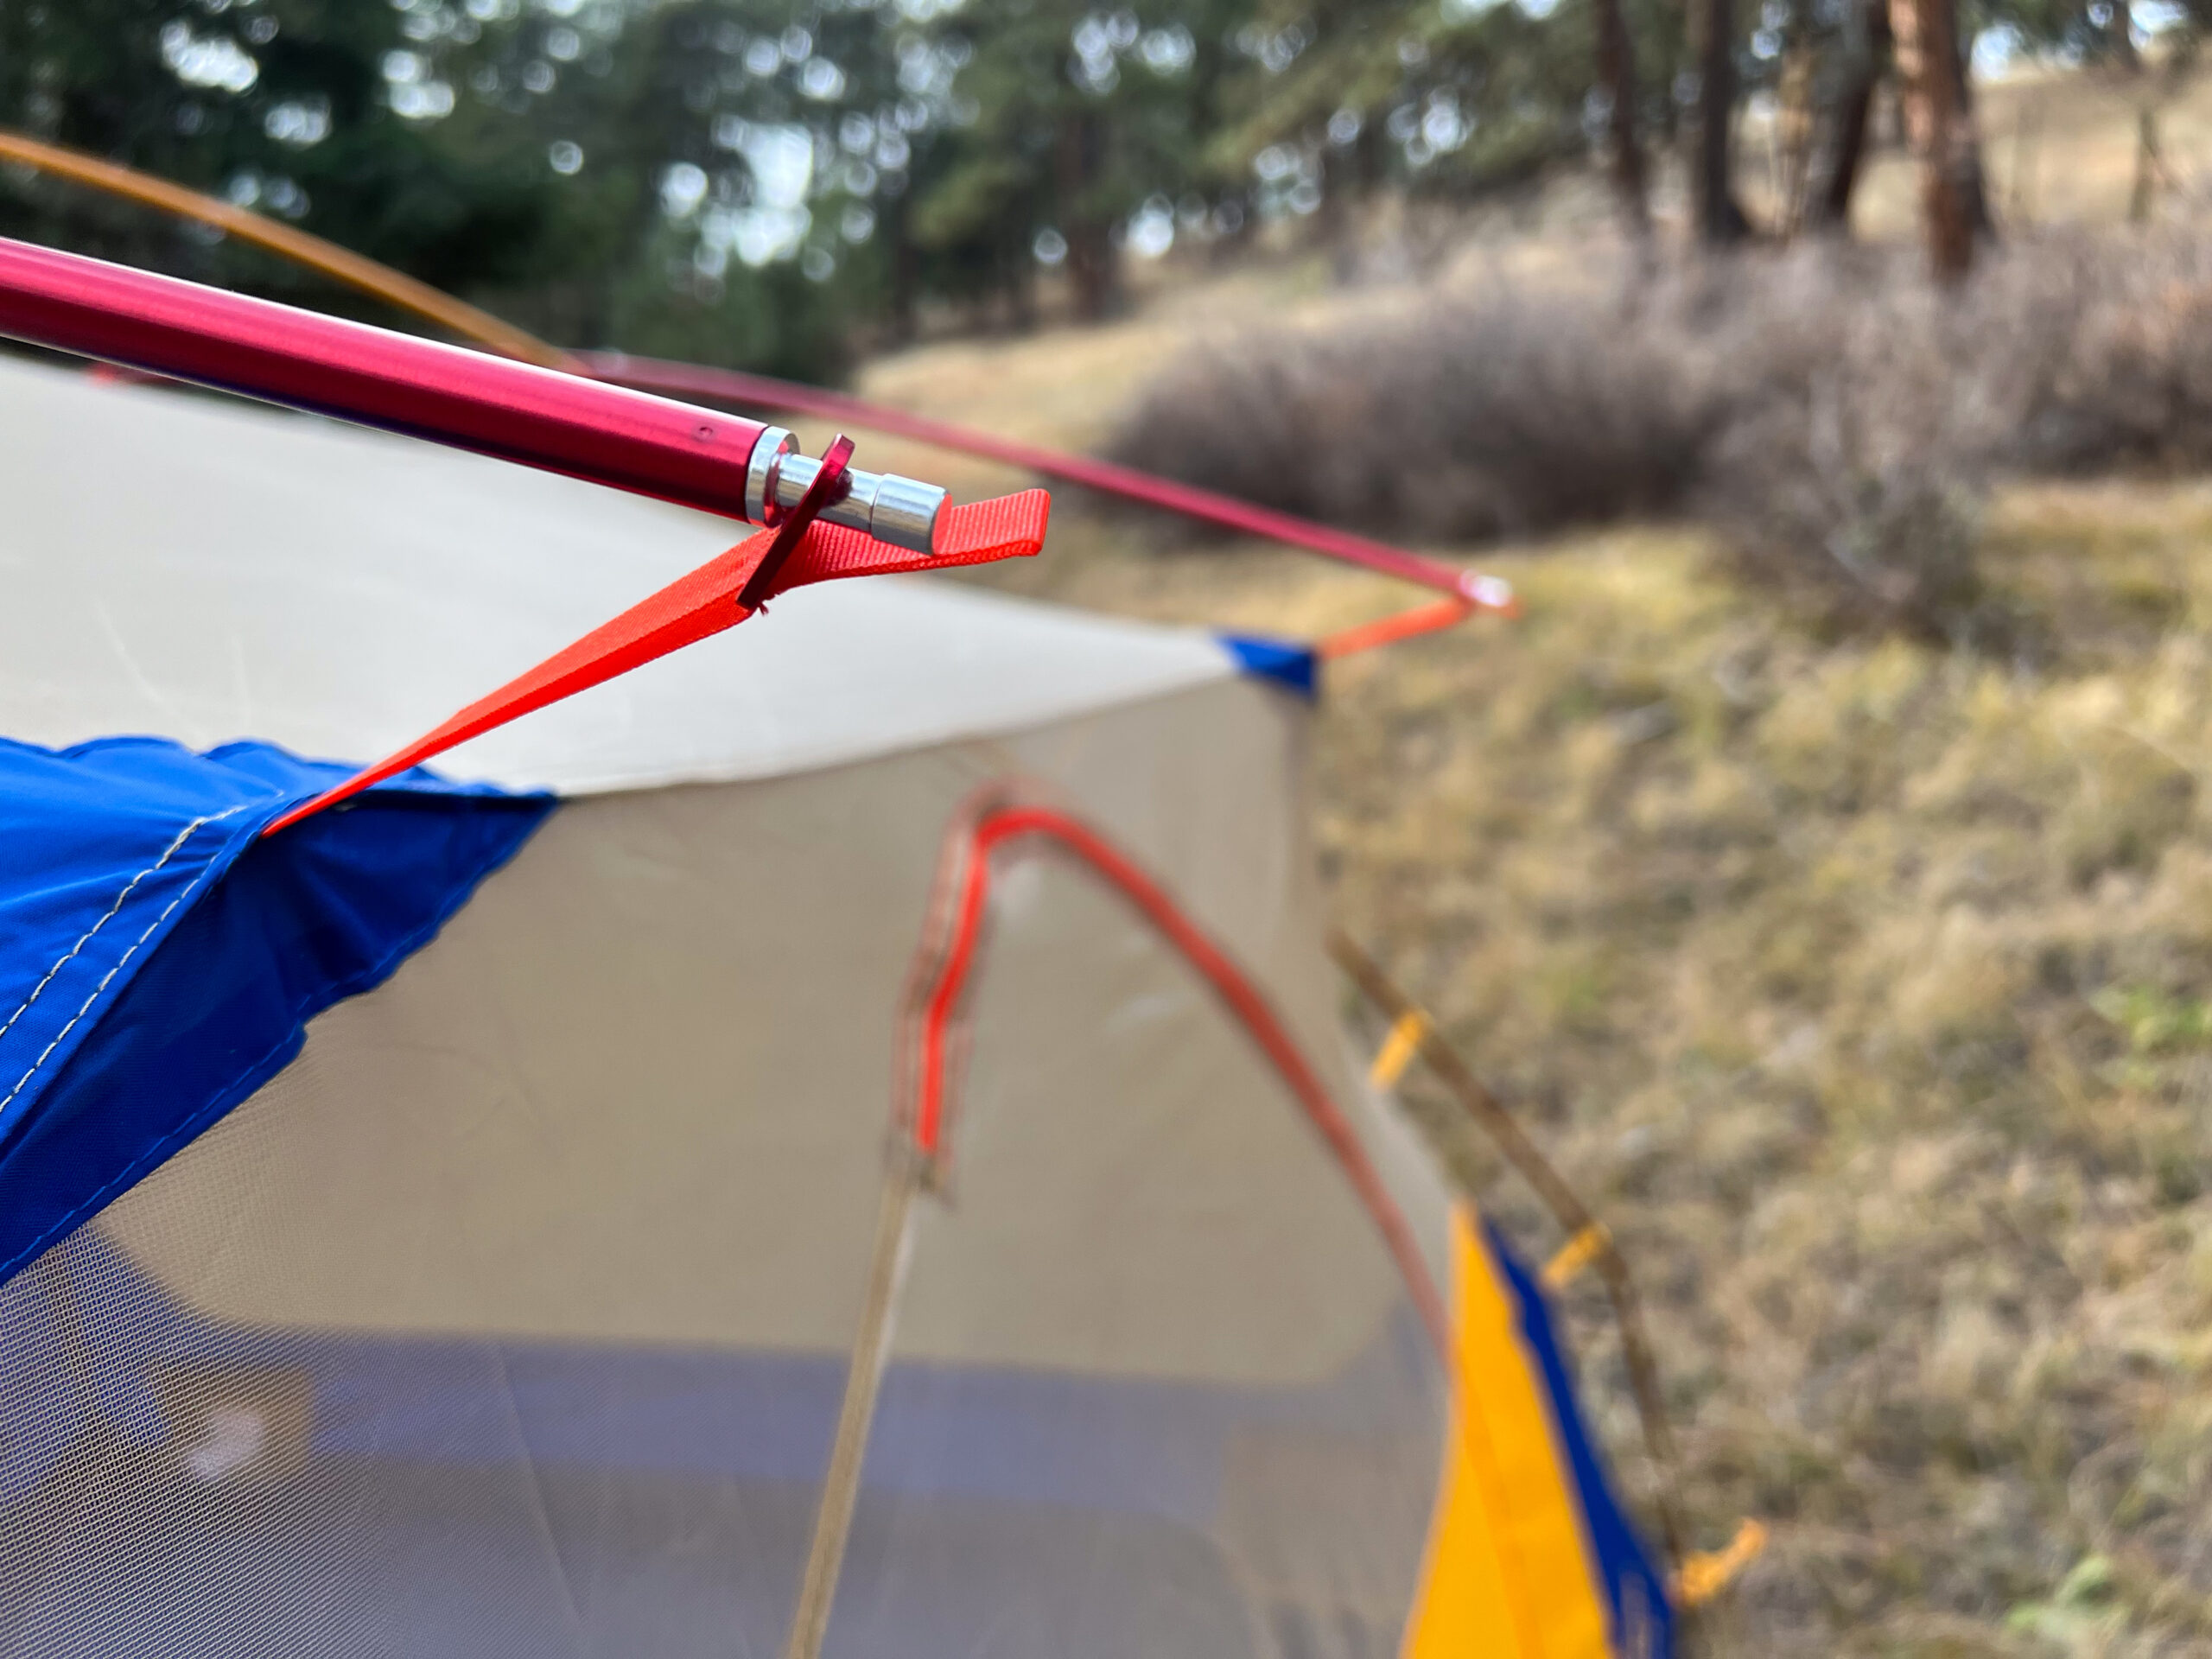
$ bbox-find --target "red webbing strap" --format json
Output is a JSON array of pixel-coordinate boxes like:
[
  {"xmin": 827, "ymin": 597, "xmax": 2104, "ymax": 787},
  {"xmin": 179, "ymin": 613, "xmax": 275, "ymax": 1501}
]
[{"xmin": 260, "ymin": 488, "xmax": 1050, "ymax": 837}]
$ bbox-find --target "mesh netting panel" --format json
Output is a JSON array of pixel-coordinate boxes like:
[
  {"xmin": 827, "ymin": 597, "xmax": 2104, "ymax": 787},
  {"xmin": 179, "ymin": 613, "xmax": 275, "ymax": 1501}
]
[
  {"xmin": 828, "ymin": 1294, "xmax": 1443, "ymax": 1659},
  {"xmin": 0, "ymin": 1052, "xmax": 835, "ymax": 1658}
]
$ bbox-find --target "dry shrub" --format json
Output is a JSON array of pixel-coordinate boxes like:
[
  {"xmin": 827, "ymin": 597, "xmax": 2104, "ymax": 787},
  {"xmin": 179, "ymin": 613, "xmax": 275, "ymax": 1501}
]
[
  {"xmin": 1104, "ymin": 285, "xmax": 1715, "ymax": 543},
  {"xmin": 1686, "ymin": 252, "xmax": 2001, "ymax": 637},
  {"xmin": 1102, "ymin": 228, "xmax": 2212, "ymax": 636},
  {"xmin": 1098, "ymin": 276, "xmax": 1694, "ymax": 543}
]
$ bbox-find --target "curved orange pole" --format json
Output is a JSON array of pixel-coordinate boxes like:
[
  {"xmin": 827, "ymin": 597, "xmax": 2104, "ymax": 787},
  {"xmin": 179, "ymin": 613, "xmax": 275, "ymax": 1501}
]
[
  {"xmin": 1318, "ymin": 594, "xmax": 1482, "ymax": 659},
  {"xmin": 899, "ymin": 794, "xmax": 1452, "ymax": 1357},
  {"xmin": 0, "ymin": 130, "xmax": 578, "ymax": 371}
]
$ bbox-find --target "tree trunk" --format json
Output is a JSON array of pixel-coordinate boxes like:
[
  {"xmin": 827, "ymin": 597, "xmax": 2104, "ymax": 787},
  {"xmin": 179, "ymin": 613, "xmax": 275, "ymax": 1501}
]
[
  {"xmin": 2130, "ymin": 106, "xmax": 2172, "ymax": 220},
  {"xmin": 882, "ymin": 191, "xmax": 918, "ymax": 345},
  {"xmin": 1054, "ymin": 110, "xmax": 1116, "ymax": 321},
  {"xmin": 1355, "ymin": 115, "xmax": 1389, "ymax": 193},
  {"xmin": 2113, "ymin": 0, "xmax": 2142, "ymax": 69},
  {"xmin": 1594, "ymin": 0, "xmax": 1650, "ymax": 236},
  {"xmin": 1695, "ymin": 0, "xmax": 1752, "ymax": 241},
  {"xmin": 1807, "ymin": 0, "xmax": 1891, "ymax": 231},
  {"xmin": 1063, "ymin": 220, "xmax": 1115, "ymax": 321},
  {"xmin": 1890, "ymin": 0, "xmax": 1981, "ymax": 278},
  {"xmin": 1005, "ymin": 224, "xmax": 1038, "ymax": 332}
]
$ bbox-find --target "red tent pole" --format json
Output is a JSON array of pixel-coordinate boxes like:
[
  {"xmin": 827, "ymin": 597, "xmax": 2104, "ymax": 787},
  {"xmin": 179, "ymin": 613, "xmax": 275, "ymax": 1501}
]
[
  {"xmin": 588, "ymin": 351, "xmax": 1517, "ymax": 610},
  {"xmin": 0, "ymin": 235, "xmax": 780, "ymax": 524}
]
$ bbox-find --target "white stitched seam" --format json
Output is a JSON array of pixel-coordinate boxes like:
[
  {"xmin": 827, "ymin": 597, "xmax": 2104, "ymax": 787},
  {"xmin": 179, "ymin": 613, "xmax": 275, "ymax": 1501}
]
[
  {"xmin": 0, "ymin": 804, "xmax": 250, "ymax": 1051},
  {"xmin": 0, "ymin": 802, "xmax": 254, "ymax": 1115}
]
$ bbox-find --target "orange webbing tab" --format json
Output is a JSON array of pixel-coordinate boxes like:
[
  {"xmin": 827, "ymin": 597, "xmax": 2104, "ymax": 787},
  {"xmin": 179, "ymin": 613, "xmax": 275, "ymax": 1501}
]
[
  {"xmin": 261, "ymin": 488, "xmax": 1051, "ymax": 837},
  {"xmin": 760, "ymin": 488, "xmax": 1051, "ymax": 597}
]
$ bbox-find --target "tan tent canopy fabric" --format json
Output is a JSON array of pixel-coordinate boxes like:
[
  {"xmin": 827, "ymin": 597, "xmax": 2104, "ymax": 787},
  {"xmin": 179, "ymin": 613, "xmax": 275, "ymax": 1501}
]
[
  {"xmin": 0, "ymin": 353, "xmax": 1491, "ymax": 1657},
  {"xmin": 0, "ymin": 353, "xmax": 1230, "ymax": 791}
]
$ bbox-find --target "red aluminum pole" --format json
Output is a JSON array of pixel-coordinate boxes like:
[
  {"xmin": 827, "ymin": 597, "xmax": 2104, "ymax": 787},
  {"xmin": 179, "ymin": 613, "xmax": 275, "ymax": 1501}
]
[
  {"xmin": 0, "ymin": 236, "xmax": 773, "ymax": 524},
  {"xmin": 587, "ymin": 351, "xmax": 1516, "ymax": 608}
]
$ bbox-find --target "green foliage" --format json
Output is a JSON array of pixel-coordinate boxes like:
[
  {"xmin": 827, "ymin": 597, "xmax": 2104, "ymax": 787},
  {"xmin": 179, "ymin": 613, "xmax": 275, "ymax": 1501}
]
[
  {"xmin": 0, "ymin": 0, "xmax": 1689, "ymax": 356},
  {"xmin": 2091, "ymin": 984, "xmax": 2212, "ymax": 1056},
  {"xmin": 895, "ymin": 0, "xmax": 1251, "ymax": 315},
  {"xmin": 0, "ymin": 0, "xmax": 565, "ymax": 315},
  {"xmin": 0, "ymin": 0, "xmax": 877, "ymax": 370},
  {"xmin": 0, "ymin": 0, "xmax": 2073, "ymax": 367},
  {"xmin": 1213, "ymin": 0, "xmax": 1604, "ymax": 201}
]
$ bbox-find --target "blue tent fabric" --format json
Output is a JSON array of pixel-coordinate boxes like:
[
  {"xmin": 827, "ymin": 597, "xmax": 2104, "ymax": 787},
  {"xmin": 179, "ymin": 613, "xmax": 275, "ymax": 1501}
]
[
  {"xmin": 1485, "ymin": 1217, "xmax": 1677, "ymax": 1657},
  {"xmin": 0, "ymin": 737, "xmax": 550, "ymax": 1288},
  {"xmin": 1217, "ymin": 634, "xmax": 1319, "ymax": 699}
]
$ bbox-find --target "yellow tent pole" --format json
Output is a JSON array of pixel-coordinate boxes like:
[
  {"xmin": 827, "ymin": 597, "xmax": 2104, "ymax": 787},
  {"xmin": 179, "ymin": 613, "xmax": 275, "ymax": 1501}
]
[{"xmin": 0, "ymin": 128, "xmax": 579, "ymax": 372}]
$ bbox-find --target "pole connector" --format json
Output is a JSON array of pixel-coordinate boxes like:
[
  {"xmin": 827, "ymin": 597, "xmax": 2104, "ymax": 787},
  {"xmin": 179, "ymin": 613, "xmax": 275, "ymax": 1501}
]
[{"xmin": 745, "ymin": 426, "xmax": 948, "ymax": 556}]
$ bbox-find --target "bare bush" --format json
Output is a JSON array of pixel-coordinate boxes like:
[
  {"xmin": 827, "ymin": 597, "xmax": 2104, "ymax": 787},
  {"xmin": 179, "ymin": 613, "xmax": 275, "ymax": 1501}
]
[
  {"xmin": 1108, "ymin": 277, "xmax": 1719, "ymax": 544},
  {"xmin": 1688, "ymin": 251, "xmax": 2009, "ymax": 634},
  {"xmin": 1102, "ymin": 228, "xmax": 2212, "ymax": 634}
]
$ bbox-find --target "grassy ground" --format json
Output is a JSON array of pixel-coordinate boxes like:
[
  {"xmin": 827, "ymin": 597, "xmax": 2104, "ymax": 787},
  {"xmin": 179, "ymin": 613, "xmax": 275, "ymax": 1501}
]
[
  {"xmin": 755, "ymin": 124, "xmax": 2212, "ymax": 1645},
  {"xmin": 1311, "ymin": 493, "xmax": 2212, "ymax": 1658},
  {"xmin": 975, "ymin": 485, "xmax": 2212, "ymax": 1658}
]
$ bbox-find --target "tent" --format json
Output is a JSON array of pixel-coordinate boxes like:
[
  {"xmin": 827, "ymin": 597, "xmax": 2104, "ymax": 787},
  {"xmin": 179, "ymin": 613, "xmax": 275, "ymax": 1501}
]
[{"xmin": 0, "ymin": 346, "xmax": 1669, "ymax": 1657}]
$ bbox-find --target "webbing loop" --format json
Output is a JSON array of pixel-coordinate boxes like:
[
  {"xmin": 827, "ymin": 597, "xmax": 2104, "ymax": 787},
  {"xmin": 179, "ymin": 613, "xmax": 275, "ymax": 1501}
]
[
  {"xmin": 1675, "ymin": 1518, "xmax": 1768, "ymax": 1607},
  {"xmin": 1368, "ymin": 1009, "xmax": 1430, "ymax": 1088},
  {"xmin": 1541, "ymin": 1223, "xmax": 1611, "ymax": 1290}
]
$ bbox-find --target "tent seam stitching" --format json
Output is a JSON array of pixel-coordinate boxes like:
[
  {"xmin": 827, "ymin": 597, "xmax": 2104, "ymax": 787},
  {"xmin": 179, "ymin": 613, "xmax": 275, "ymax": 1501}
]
[
  {"xmin": 0, "ymin": 802, "xmax": 251, "ymax": 1052},
  {"xmin": 0, "ymin": 802, "xmax": 255, "ymax": 1115}
]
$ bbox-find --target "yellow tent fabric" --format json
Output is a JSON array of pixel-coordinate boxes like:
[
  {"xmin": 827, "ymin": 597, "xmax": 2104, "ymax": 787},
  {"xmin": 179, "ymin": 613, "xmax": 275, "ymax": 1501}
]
[{"xmin": 1402, "ymin": 1205, "xmax": 1615, "ymax": 1659}]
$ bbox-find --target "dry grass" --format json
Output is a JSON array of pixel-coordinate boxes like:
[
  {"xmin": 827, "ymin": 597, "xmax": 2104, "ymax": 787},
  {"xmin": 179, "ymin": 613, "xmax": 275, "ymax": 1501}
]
[
  {"xmin": 966, "ymin": 483, "xmax": 2212, "ymax": 1656},
  {"xmin": 964, "ymin": 481, "xmax": 2212, "ymax": 1656}
]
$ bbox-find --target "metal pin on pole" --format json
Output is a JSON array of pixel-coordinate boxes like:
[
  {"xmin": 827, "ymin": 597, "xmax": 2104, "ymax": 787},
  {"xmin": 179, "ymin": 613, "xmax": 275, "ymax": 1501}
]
[{"xmin": 742, "ymin": 426, "xmax": 948, "ymax": 556}]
